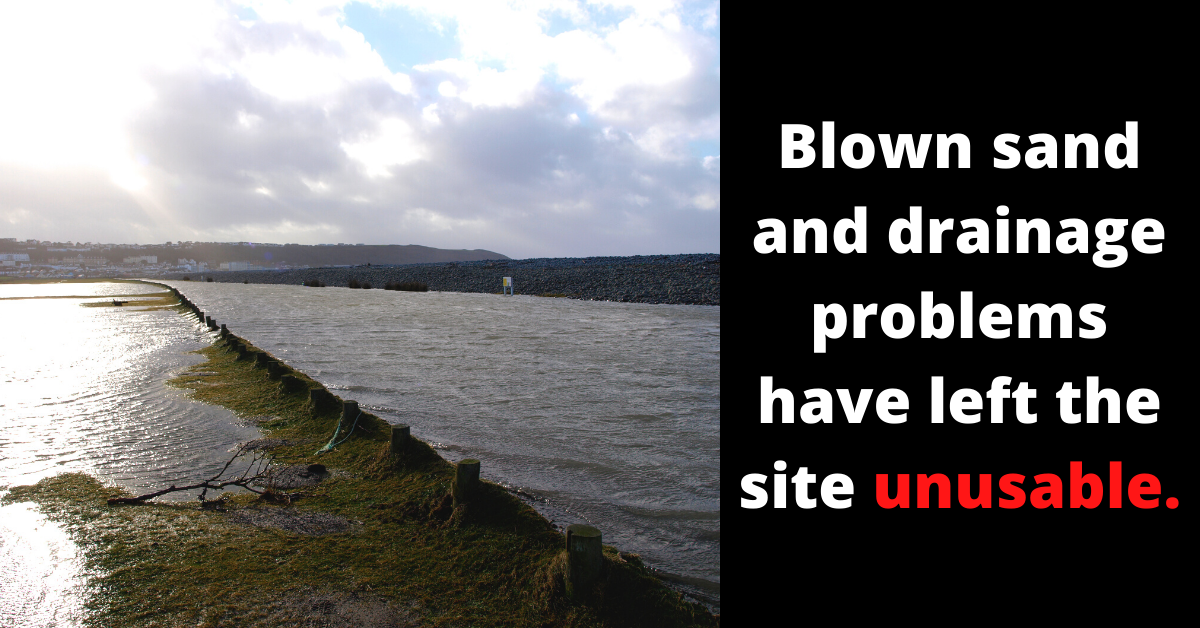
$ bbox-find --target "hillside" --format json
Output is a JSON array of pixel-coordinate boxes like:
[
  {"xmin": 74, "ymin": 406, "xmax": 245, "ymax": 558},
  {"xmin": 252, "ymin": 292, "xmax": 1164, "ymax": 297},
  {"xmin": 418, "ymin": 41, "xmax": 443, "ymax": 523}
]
[{"xmin": 0, "ymin": 240, "xmax": 509, "ymax": 267}]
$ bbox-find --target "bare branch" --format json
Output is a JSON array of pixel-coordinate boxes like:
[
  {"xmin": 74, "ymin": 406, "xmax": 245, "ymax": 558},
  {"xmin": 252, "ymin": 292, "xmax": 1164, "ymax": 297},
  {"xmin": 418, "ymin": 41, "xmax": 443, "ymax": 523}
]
[{"xmin": 108, "ymin": 445, "xmax": 274, "ymax": 505}]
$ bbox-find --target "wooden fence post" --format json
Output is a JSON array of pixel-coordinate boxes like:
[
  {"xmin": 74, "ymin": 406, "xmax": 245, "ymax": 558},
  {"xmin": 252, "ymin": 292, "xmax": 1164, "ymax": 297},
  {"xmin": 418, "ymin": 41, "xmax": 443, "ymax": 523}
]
[
  {"xmin": 565, "ymin": 524, "xmax": 603, "ymax": 599},
  {"xmin": 391, "ymin": 424, "xmax": 410, "ymax": 454},
  {"xmin": 453, "ymin": 459, "xmax": 481, "ymax": 506}
]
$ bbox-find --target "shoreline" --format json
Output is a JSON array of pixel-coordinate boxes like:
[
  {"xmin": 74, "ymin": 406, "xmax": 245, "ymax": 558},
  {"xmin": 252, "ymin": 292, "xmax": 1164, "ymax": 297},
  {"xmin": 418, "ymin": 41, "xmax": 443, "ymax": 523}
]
[
  {"xmin": 163, "ymin": 253, "xmax": 720, "ymax": 306},
  {"xmin": 3, "ymin": 284, "xmax": 720, "ymax": 627}
]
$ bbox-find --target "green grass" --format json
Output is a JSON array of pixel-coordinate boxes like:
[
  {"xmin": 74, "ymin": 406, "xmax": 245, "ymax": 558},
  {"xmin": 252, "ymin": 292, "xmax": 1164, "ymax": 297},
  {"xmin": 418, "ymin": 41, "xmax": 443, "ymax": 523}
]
[
  {"xmin": 2, "ymin": 297, "xmax": 719, "ymax": 627},
  {"xmin": 77, "ymin": 291, "xmax": 180, "ymax": 309}
]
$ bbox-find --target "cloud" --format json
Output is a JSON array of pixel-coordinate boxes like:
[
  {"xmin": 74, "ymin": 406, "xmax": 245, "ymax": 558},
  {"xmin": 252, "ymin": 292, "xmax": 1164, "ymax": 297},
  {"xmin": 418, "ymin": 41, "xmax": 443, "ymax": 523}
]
[
  {"xmin": 0, "ymin": 0, "xmax": 719, "ymax": 257},
  {"xmin": 340, "ymin": 118, "xmax": 425, "ymax": 177}
]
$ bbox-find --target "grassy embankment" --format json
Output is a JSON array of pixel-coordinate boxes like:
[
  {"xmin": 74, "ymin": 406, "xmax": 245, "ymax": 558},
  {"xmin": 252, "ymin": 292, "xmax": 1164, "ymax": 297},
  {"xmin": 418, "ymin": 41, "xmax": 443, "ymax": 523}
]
[{"xmin": 1, "ymin": 290, "xmax": 718, "ymax": 627}]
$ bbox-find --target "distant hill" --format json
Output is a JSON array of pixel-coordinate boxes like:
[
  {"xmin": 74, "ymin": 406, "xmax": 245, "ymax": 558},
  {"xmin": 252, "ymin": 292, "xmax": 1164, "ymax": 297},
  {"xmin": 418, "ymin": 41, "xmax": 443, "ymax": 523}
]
[
  {"xmin": 0, "ymin": 241, "xmax": 509, "ymax": 267},
  {"xmin": 181, "ymin": 243, "xmax": 509, "ymax": 267}
]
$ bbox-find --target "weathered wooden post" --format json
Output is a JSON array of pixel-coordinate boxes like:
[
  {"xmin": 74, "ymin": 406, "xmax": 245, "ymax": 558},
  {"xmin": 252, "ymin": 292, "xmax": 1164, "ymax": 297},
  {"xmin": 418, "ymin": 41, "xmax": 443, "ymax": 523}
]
[
  {"xmin": 267, "ymin": 362, "xmax": 284, "ymax": 380},
  {"xmin": 220, "ymin": 324, "xmax": 228, "ymax": 337},
  {"xmin": 453, "ymin": 459, "xmax": 480, "ymax": 506},
  {"xmin": 235, "ymin": 346, "xmax": 248, "ymax": 361},
  {"xmin": 390, "ymin": 424, "xmax": 410, "ymax": 454},
  {"xmin": 309, "ymin": 388, "xmax": 323, "ymax": 414},
  {"xmin": 309, "ymin": 388, "xmax": 333, "ymax": 415},
  {"xmin": 341, "ymin": 400, "xmax": 359, "ymax": 430},
  {"xmin": 253, "ymin": 352, "xmax": 271, "ymax": 368},
  {"xmin": 565, "ymin": 524, "xmax": 603, "ymax": 599},
  {"xmin": 279, "ymin": 374, "xmax": 306, "ymax": 394}
]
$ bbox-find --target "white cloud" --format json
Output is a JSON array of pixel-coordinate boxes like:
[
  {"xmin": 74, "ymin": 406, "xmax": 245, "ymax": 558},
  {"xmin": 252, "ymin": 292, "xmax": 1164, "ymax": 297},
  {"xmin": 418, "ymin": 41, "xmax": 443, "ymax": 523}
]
[
  {"xmin": 549, "ymin": 10, "xmax": 692, "ymax": 112},
  {"xmin": 387, "ymin": 72, "xmax": 414, "ymax": 94},
  {"xmin": 626, "ymin": 194, "xmax": 651, "ymax": 207},
  {"xmin": 237, "ymin": 111, "xmax": 263, "ymax": 128},
  {"xmin": 0, "ymin": 1, "xmax": 209, "ymax": 171},
  {"xmin": 402, "ymin": 207, "xmax": 490, "ymax": 233},
  {"xmin": 340, "ymin": 118, "xmax": 425, "ymax": 177},
  {"xmin": 302, "ymin": 178, "xmax": 330, "ymax": 192},
  {"xmin": 0, "ymin": 0, "xmax": 719, "ymax": 257},
  {"xmin": 691, "ymin": 193, "xmax": 718, "ymax": 210},
  {"xmin": 110, "ymin": 161, "xmax": 148, "ymax": 191},
  {"xmin": 699, "ymin": 2, "xmax": 720, "ymax": 29},
  {"xmin": 422, "ymin": 103, "xmax": 442, "ymax": 125}
]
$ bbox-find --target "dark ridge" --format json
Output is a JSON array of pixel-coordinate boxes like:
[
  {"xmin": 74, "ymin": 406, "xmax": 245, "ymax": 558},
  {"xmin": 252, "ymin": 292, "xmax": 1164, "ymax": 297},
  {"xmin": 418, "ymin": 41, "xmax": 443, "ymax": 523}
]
[{"xmin": 167, "ymin": 254, "xmax": 721, "ymax": 306}]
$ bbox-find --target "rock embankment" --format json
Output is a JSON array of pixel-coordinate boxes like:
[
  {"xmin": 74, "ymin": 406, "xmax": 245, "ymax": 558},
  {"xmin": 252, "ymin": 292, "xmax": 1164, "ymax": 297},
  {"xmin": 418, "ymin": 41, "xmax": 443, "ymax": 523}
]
[{"xmin": 167, "ymin": 254, "xmax": 720, "ymax": 305}]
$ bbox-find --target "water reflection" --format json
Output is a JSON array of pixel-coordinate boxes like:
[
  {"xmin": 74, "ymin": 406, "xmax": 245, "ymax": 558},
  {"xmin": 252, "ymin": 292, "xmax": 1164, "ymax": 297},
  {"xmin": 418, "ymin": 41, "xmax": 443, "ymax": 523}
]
[
  {"xmin": 0, "ymin": 498, "xmax": 86, "ymax": 628},
  {"xmin": 0, "ymin": 281, "xmax": 265, "ymax": 624},
  {"xmin": 0, "ymin": 282, "xmax": 262, "ymax": 493},
  {"xmin": 0, "ymin": 279, "xmax": 720, "ymax": 609}
]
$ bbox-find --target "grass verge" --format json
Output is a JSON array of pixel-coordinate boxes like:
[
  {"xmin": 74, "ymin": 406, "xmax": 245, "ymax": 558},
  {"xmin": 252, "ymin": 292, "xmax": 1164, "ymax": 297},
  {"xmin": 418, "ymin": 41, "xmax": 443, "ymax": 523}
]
[
  {"xmin": 2, "ymin": 295, "xmax": 718, "ymax": 627},
  {"xmin": 77, "ymin": 291, "xmax": 180, "ymax": 309}
]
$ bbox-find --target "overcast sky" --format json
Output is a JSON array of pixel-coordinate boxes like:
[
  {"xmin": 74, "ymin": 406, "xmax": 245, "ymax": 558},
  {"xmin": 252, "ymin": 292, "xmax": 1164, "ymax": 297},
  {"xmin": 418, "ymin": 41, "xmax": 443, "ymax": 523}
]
[{"xmin": 0, "ymin": 0, "xmax": 719, "ymax": 259}]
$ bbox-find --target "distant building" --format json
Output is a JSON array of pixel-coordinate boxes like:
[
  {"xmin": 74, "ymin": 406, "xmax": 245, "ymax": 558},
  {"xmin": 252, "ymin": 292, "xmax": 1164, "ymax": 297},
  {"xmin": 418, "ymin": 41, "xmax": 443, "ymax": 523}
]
[
  {"xmin": 222, "ymin": 261, "xmax": 267, "ymax": 271},
  {"xmin": 123, "ymin": 255, "xmax": 158, "ymax": 264},
  {"xmin": 46, "ymin": 254, "xmax": 106, "ymax": 266},
  {"xmin": 1, "ymin": 253, "xmax": 31, "ymax": 266}
]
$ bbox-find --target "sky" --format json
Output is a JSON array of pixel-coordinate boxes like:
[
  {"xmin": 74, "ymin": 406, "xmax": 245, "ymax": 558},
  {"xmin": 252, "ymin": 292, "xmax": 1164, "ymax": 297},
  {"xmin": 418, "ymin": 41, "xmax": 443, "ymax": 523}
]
[{"xmin": 0, "ymin": 0, "xmax": 719, "ymax": 259}]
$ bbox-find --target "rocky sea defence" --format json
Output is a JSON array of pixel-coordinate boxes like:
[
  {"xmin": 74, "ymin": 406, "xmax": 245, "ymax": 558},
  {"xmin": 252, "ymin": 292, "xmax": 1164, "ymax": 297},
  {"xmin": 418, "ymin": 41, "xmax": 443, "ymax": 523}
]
[{"xmin": 168, "ymin": 254, "xmax": 720, "ymax": 306}]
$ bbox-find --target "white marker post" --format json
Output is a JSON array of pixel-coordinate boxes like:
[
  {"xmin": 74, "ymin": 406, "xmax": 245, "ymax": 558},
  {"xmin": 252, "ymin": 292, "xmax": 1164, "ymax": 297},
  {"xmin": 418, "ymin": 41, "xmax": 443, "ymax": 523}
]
[{"xmin": 503, "ymin": 277, "xmax": 513, "ymax": 296}]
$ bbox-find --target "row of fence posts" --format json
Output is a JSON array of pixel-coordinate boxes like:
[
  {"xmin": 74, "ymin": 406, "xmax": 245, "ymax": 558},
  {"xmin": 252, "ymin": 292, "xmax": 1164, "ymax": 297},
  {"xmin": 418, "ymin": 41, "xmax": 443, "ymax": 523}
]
[{"xmin": 170, "ymin": 285, "xmax": 605, "ymax": 598}]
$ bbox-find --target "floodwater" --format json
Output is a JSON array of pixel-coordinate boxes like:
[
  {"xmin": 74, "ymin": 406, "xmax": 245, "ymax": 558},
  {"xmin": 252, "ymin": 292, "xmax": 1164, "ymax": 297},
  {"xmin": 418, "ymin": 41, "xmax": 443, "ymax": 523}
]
[
  {"xmin": 0, "ymin": 281, "xmax": 261, "ymax": 626},
  {"xmin": 0, "ymin": 498, "xmax": 87, "ymax": 628},
  {"xmin": 169, "ymin": 281, "xmax": 721, "ymax": 602},
  {"xmin": 0, "ymin": 279, "xmax": 720, "ymax": 614}
]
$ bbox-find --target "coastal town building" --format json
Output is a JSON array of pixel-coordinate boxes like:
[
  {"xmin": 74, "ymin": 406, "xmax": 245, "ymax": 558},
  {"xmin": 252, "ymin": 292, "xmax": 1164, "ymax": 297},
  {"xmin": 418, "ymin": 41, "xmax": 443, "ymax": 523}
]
[
  {"xmin": 47, "ymin": 254, "xmax": 107, "ymax": 266},
  {"xmin": 218, "ymin": 262, "xmax": 269, "ymax": 271}
]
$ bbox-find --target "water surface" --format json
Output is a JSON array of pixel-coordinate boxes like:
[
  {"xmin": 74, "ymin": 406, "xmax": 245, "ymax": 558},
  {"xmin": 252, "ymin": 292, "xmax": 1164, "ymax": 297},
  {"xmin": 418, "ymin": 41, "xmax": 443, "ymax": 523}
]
[
  {"xmin": 0, "ymin": 280, "xmax": 720, "ymax": 609},
  {"xmin": 166, "ymin": 281, "xmax": 721, "ymax": 599},
  {"xmin": 0, "ymin": 281, "xmax": 263, "ymax": 625}
]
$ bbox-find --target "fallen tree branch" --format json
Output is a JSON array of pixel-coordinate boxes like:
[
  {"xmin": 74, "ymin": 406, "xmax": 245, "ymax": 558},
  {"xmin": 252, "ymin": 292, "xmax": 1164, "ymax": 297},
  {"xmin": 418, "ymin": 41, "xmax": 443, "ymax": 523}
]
[{"xmin": 108, "ymin": 444, "xmax": 274, "ymax": 505}]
